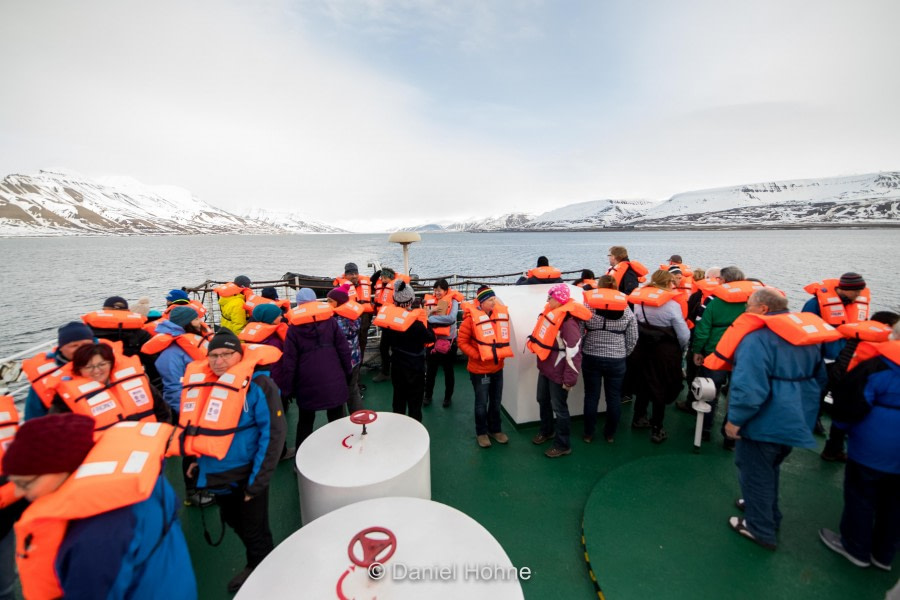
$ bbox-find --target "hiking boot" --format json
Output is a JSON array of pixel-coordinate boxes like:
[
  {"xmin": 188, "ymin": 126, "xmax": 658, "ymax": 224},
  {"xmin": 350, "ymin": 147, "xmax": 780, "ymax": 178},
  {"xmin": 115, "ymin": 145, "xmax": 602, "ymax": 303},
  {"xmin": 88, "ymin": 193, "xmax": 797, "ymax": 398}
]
[
  {"xmin": 423, "ymin": 396, "xmax": 433, "ymax": 406},
  {"xmin": 531, "ymin": 432, "xmax": 554, "ymax": 445},
  {"xmin": 442, "ymin": 397, "xmax": 452, "ymax": 408},
  {"xmin": 819, "ymin": 528, "xmax": 870, "ymax": 567},
  {"xmin": 729, "ymin": 516, "xmax": 776, "ymax": 550},
  {"xmin": 871, "ymin": 556, "xmax": 892, "ymax": 572},
  {"xmin": 489, "ymin": 432, "xmax": 509, "ymax": 444},
  {"xmin": 544, "ymin": 446, "xmax": 572, "ymax": 458},
  {"xmin": 820, "ymin": 448, "xmax": 848, "ymax": 462},
  {"xmin": 605, "ymin": 436, "xmax": 615, "ymax": 444},
  {"xmin": 477, "ymin": 435, "xmax": 491, "ymax": 448},
  {"xmin": 631, "ymin": 417, "xmax": 651, "ymax": 429},
  {"xmin": 651, "ymin": 428, "xmax": 668, "ymax": 444},
  {"xmin": 184, "ymin": 491, "xmax": 215, "ymax": 508},
  {"xmin": 227, "ymin": 566, "xmax": 255, "ymax": 593},
  {"xmin": 582, "ymin": 435, "xmax": 593, "ymax": 444},
  {"xmin": 372, "ymin": 372, "xmax": 391, "ymax": 383}
]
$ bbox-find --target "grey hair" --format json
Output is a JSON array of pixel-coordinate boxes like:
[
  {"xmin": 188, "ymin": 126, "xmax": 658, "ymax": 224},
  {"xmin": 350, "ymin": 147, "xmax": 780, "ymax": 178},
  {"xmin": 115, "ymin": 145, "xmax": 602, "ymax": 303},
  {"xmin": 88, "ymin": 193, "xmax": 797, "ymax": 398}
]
[
  {"xmin": 750, "ymin": 288, "xmax": 788, "ymax": 312},
  {"xmin": 705, "ymin": 267, "xmax": 722, "ymax": 279},
  {"xmin": 720, "ymin": 266, "xmax": 745, "ymax": 283}
]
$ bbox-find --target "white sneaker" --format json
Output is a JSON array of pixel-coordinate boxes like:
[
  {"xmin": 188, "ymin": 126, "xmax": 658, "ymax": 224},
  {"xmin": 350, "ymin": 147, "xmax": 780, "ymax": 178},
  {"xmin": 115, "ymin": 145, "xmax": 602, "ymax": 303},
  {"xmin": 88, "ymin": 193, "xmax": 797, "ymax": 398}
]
[{"xmin": 819, "ymin": 528, "xmax": 870, "ymax": 567}]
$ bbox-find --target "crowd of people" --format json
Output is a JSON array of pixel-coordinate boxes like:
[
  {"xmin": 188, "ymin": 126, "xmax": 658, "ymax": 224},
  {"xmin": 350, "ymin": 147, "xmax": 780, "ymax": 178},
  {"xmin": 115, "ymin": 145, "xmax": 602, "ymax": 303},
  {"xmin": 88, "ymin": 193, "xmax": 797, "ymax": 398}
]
[{"xmin": 0, "ymin": 248, "xmax": 897, "ymax": 596}]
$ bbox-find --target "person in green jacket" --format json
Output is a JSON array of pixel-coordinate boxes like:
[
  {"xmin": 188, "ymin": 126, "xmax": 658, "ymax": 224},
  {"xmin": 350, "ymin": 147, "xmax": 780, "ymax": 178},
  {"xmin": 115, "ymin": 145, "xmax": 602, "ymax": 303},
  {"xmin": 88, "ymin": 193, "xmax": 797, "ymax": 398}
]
[{"xmin": 690, "ymin": 266, "xmax": 747, "ymax": 446}]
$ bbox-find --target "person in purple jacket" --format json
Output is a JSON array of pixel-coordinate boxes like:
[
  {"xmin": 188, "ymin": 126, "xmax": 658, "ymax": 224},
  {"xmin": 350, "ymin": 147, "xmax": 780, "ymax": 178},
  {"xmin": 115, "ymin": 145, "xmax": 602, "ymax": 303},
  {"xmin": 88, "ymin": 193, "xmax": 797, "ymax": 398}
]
[
  {"xmin": 532, "ymin": 283, "xmax": 584, "ymax": 458},
  {"xmin": 282, "ymin": 288, "xmax": 352, "ymax": 451}
]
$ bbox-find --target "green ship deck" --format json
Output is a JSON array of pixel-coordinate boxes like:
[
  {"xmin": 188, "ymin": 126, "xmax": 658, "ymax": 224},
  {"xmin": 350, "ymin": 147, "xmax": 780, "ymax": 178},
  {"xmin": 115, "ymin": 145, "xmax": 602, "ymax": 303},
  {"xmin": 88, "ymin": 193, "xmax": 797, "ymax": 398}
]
[{"xmin": 173, "ymin": 360, "xmax": 897, "ymax": 600}]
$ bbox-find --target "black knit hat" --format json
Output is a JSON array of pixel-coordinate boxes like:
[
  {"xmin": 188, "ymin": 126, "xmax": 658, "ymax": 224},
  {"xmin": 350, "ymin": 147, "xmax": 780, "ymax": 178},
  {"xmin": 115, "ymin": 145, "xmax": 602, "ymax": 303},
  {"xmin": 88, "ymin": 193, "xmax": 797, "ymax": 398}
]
[
  {"xmin": 207, "ymin": 330, "xmax": 243, "ymax": 355},
  {"xmin": 103, "ymin": 296, "xmax": 129, "ymax": 309},
  {"xmin": 838, "ymin": 272, "xmax": 866, "ymax": 291}
]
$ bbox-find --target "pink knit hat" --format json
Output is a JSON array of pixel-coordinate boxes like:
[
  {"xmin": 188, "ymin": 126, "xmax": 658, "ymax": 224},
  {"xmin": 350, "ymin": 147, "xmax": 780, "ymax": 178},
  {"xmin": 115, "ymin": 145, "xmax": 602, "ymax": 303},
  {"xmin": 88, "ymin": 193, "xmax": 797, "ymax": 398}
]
[{"xmin": 548, "ymin": 284, "xmax": 570, "ymax": 304}]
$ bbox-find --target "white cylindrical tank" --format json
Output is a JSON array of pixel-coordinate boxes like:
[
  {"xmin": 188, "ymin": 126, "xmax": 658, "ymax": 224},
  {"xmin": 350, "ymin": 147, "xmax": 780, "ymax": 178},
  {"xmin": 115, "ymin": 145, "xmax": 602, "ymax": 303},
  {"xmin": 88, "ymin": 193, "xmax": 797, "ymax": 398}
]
[{"xmin": 296, "ymin": 411, "xmax": 431, "ymax": 524}]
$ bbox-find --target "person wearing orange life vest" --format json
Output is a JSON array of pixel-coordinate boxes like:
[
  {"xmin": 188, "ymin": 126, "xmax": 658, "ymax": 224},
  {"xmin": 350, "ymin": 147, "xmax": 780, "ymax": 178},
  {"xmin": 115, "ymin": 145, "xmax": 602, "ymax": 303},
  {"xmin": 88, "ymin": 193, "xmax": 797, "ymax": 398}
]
[
  {"xmin": 23, "ymin": 321, "xmax": 96, "ymax": 421},
  {"xmin": 723, "ymin": 288, "xmax": 829, "ymax": 551},
  {"xmin": 84, "ymin": 295, "xmax": 160, "ymax": 388},
  {"xmin": 458, "ymin": 286, "xmax": 511, "ymax": 448},
  {"xmin": 529, "ymin": 283, "xmax": 589, "ymax": 458},
  {"xmin": 516, "ymin": 256, "xmax": 563, "ymax": 285},
  {"xmin": 573, "ymin": 269, "xmax": 597, "ymax": 290},
  {"xmin": 182, "ymin": 330, "xmax": 286, "ymax": 593},
  {"xmin": 335, "ymin": 262, "xmax": 375, "ymax": 362},
  {"xmin": 3, "ymin": 414, "xmax": 196, "ymax": 599},
  {"xmin": 372, "ymin": 266, "xmax": 400, "ymax": 382},
  {"xmin": 606, "ymin": 246, "xmax": 647, "ymax": 295},
  {"xmin": 282, "ymin": 288, "xmax": 351, "ymax": 451},
  {"xmin": 327, "ymin": 285, "xmax": 364, "ymax": 413},
  {"xmin": 424, "ymin": 278, "xmax": 462, "ymax": 408},
  {"xmin": 51, "ymin": 342, "xmax": 172, "ymax": 427},
  {"xmin": 819, "ymin": 321, "xmax": 900, "ymax": 570},
  {"xmin": 629, "ymin": 270, "xmax": 690, "ymax": 444},
  {"xmin": 380, "ymin": 281, "xmax": 435, "ymax": 422},
  {"xmin": 0, "ymin": 397, "xmax": 26, "ymax": 600},
  {"xmin": 217, "ymin": 275, "xmax": 253, "ymax": 334}
]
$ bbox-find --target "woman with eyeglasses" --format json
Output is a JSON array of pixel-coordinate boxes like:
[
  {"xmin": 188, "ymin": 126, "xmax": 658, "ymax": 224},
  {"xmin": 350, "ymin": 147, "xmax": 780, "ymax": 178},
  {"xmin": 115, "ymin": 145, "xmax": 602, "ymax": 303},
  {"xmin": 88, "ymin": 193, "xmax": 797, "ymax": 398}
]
[{"xmin": 49, "ymin": 342, "xmax": 171, "ymax": 429}]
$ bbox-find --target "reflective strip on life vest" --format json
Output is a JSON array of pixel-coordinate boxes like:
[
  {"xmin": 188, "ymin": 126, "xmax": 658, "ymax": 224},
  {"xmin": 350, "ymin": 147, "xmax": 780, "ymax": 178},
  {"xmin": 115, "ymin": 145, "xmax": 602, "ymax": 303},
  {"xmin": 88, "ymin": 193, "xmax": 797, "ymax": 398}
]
[
  {"xmin": 468, "ymin": 304, "xmax": 514, "ymax": 364},
  {"xmin": 526, "ymin": 300, "xmax": 592, "ymax": 360},
  {"xmin": 584, "ymin": 288, "xmax": 629, "ymax": 310},
  {"xmin": 627, "ymin": 286, "xmax": 677, "ymax": 307},
  {"xmin": 82, "ymin": 310, "xmax": 147, "ymax": 330},
  {"xmin": 288, "ymin": 301, "xmax": 334, "ymax": 325},
  {"xmin": 837, "ymin": 321, "xmax": 892, "ymax": 342},
  {"xmin": 373, "ymin": 305, "xmax": 427, "ymax": 332}
]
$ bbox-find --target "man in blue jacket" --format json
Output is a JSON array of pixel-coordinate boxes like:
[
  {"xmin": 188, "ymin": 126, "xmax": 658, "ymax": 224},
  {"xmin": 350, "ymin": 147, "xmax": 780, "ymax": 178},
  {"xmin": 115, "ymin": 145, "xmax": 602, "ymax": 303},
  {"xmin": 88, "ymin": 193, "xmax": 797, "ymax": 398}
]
[
  {"xmin": 23, "ymin": 322, "xmax": 95, "ymax": 421},
  {"xmin": 724, "ymin": 288, "xmax": 828, "ymax": 550}
]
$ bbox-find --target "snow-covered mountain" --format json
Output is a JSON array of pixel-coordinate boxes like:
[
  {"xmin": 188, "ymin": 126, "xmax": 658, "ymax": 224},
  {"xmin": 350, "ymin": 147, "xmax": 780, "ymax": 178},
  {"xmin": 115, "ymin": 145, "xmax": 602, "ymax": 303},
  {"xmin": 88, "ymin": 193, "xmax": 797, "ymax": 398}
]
[
  {"xmin": 0, "ymin": 170, "xmax": 346, "ymax": 236},
  {"xmin": 238, "ymin": 208, "xmax": 344, "ymax": 233},
  {"xmin": 525, "ymin": 199, "xmax": 654, "ymax": 230}
]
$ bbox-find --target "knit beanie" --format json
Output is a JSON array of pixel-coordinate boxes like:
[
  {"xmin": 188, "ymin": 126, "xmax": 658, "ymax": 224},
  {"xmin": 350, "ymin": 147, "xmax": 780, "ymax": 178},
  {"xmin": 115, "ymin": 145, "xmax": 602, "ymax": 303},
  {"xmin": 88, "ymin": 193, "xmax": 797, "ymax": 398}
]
[
  {"xmin": 393, "ymin": 281, "xmax": 414, "ymax": 304},
  {"xmin": 296, "ymin": 288, "xmax": 317, "ymax": 304},
  {"xmin": 58, "ymin": 321, "xmax": 94, "ymax": 347},
  {"xmin": 103, "ymin": 296, "xmax": 129, "ymax": 310},
  {"xmin": 261, "ymin": 287, "xmax": 279, "ymax": 301},
  {"xmin": 476, "ymin": 286, "xmax": 496, "ymax": 303},
  {"xmin": 234, "ymin": 275, "xmax": 252, "ymax": 288},
  {"xmin": 169, "ymin": 306, "xmax": 199, "ymax": 328},
  {"xmin": 2, "ymin": 414, "xmax": 96, "ymax": 476},
  {"xmin": 166, "ymin": 289, "xmax": 189, "ymax": 303},
  {"xmin": 207, "ymin": 330, "xmax": 243, "ymax": 355},
  {"xmin": 838, "ymin": 272, "xmax": 866, "ymax": 291},
  {"xmin": 252, "ymin": 303, "xmax": 282, "ymax": 324},
  {"xmin": 548, "ymin": 283, "xmax": 570, "ymax": 304},
  {"xmin": 327, "ymin": 286, "xmax": 350, "ymax": 307}
]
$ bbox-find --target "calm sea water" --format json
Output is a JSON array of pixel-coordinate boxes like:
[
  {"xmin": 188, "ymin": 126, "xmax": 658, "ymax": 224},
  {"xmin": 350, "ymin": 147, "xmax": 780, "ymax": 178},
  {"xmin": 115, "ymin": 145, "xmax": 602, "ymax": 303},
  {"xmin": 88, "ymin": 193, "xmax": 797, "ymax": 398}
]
[{"xmin": 1, "ymin": 229, "xmax": 897, "ymax": 357}]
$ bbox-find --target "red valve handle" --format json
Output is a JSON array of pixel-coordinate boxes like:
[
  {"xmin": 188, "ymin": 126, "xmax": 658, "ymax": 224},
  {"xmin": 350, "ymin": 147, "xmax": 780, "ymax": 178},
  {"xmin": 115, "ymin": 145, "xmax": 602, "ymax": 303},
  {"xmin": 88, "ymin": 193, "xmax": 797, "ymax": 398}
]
[
  {"xmin": 350, "ymin": 410, "xmax": 378, "ymax": 425},
  {"xmin": 347, "ymin": 527, "xmax": 397, "ymax": 568}
]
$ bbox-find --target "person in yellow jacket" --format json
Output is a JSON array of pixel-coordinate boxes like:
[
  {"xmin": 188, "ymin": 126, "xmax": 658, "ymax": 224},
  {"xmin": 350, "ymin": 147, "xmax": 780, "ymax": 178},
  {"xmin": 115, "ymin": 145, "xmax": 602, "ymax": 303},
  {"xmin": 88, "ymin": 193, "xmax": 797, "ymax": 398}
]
[{"xmin": 219, "ymin": 275, "xmax": 252, "ymax": 333}]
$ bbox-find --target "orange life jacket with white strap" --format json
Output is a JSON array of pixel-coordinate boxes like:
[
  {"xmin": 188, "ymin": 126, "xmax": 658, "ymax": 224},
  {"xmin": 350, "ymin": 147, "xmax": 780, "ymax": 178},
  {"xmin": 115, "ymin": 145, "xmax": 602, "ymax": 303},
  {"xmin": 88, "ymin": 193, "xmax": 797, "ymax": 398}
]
[
  {"xmin": 463, "ymin": 302, "xmax": 514, "ymax": 364},
  {"xmin": 213, "ymin": 282, "xmax": 251, "ymax": 299},
  {"xmin": 659, "ymin": 263, "xmax": 694, "ymax": 293},
  {"xmin": 175, "ymin": 344, "xmax": 281, "ymax": 459},
  {"xmin": 525, "ymin": 266, "xmax": 562, "ymax": 280},
  {"xmin": 22, "ymin": 350, "xmax": 66, "ymax": 409},
  {"xmin": 710, "ymin": 280, "xmax": 768, "ymax": 303},
  {"xmin": 0, "ymin": 396, "xmax": 19, "ymax": 510},
  {"xmin": 577, "ymin": 279, "xmax": 598, "ymax": 290},
  {"xmin": 838, "ymin": 321, "xmax": 893, "ymax": 343},
  {"xmin": 373, "ymin": 305, "xmax": 428, "ymax": 332},
  {"xmin": 424, "ymin": 290, "xmax": 464, "ymax": 337},
  {"xmin": 607, "ymin": 260, "xmax": 649, "ymax": 287},
  {"xmin": 81, "ymin": 309, "xmax": 147, "ymax": 331},
  {"xmin": 804, "ymin": 279, "xmax": 871, "ymax": 325},
  {"xmin": 526, "ymin": 300, "xmax": 592, "ymax": 360},
  {"xmin": 584, "ymin": 288, "xmax": 629, "ymax": 310},
  {"xmin": 333, "ymin": 276, "xmax": 374, "ymax": 311},
  {"xmin": 673, "ymin": 291, "xmax": 693, "ymax": 329},
  {"xmin": 15, "ymin": 422, "xmax": 173, "ymax": 600},
  {"xmin": 373, "ymin": 274, "xmax": 411, "ymax": 307},
  {"xmin": 693, "ymin": 278, "xmax": 719, "ymax": 301},
  {"xmin": 703, "ymin": 312, "xmax": 841, "ymax": 371},
  {"xmin": 847, "ymin": 339, "xmax": 900, "ymax": 372},
  {"xmin": 334, "ymin": 300, "xmax": 364, "ymax": 321},
  {"xmin": 55, "ymin": 353, "xmax": 158, "ymax": 431},
  {"xmin": 287, "ymin": 301, "xmax": 334, "ymax": 325},
  {"xmin": 239, "ymin": 321, "xmax": 288, "ymax": 343},
  {"xmin": 242, "ymin": 292, "xmax": 276, "ymax": 315},
  {"xmin": 628, "ymin": 286, "xmax": 678, "ymax": 307},
  {"xmin": 141, "ymin": 332, "xmax": 209, "ymax": 360}
]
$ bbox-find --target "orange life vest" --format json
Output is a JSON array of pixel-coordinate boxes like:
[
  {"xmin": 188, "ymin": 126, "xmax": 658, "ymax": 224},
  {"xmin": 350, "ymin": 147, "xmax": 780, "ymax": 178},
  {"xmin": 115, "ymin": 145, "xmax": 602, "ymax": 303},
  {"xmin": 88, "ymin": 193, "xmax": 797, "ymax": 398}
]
[
  {"xmin": 837, "ymin": 321, "xmax": 892, "ymax": 343},
  {"xmin": 334, "ymin": 300, "xmax": 365, "ymax": 321},
  {"xmin": 22, "ymin": 350, "xmax": 66, "ymax": 409},
  {"xmin": 242, "ymin": 292, "xmax": 276, "ymax": 315},
  {"xmin": 583, "ymin": 288, "xmax": 629, "ymax": 310},
  {"xmin": 160, "ymin": 299, "xmax": 207, "ymax": 321},
  {"xmin": 525, "ymin": 266, "xmax": 562, "ymax": 280},
  {"xmin": 15, "ymin": 421, "xmax": 173, "ymax": 600},
  {"xmin": 710, "ymin": 280, "xmax": 768, "ymax": 303},
  {"xmin": 373, "ymin": 305, "xmax": 428, "ymax": 332},
  {"xmin": 424, "ymin": 290, "xmax": 464, "ymax": 337},
  {"xmin": 703, "ymin": 312, "xmax": 841, "ymax": 371},
  {"xmin": 577, "ymin": 279, "xmax": 598, "ymax": 290},
  {"xmin": 81, "ymin": 309, "xmax": 147, "ymax": 330},
  {"xmin": 55, "ymin": 353, "xmax": 158, "ymax": 431},
  {"xmin": 848, "ymin": 340, "xmax": 900, "ymax": 372},
  {"xmin": 463, "ymin": 303, "xmax": 514, "ymax": 364},
  {"xmin": 660, "ymin": 263, "xmax": 694, "ymax": 293},
  {"xmin": 333, "ymin": 275, "xmax": 374, "ymax": 310},
  {"xmin": 804, "ymin": 279, "xmax": 871, "ymax": 325},
  {"xmin": 214, "ymin": 282, "xmax": 251, "ymax": 299},
  {"xmin": 673, "ymin": 290, "xmax": 693, "ymax": 329},
  {"xmin": 175, "ymin": 344, "xmax": 281, "ymax": 459},
  {"xmin": 526, "ymin": 300, "xmax": 592, "ymax": 360},
  {"xmin": 607, "ymin": 260, "xmax": 649, "ymax": 287},
  {"xmin": 373, "ymin": 274, "xmax": 411, "ymax": 306},
  {"xmin": 693, "ymin": 277, "xmax": 719, "ymax": 301},
  {"xmin": 0, "ymin": 396, "xmax": 19, "ymax": 510},
  {"xmin": 141, "ymin": 332, "xmax": 209, "ymax": 360},
  {"xmin": 287, "ymin": 301, "xmax": 334, "ymax": 325},
  {"xmin": 627, "ymin": 286, "xmax": 678, "ymax": 307},
  {"xmin": 238, "ymin": 321, "xmax": 288, "ymax": 343}
]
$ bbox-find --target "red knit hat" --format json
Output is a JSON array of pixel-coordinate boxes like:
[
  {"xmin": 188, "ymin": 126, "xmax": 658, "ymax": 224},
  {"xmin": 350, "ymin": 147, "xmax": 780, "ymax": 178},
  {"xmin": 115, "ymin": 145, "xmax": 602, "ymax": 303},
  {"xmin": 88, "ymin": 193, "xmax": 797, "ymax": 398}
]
[{"xmin": 2, "ymin": 414, "xmax": 96, "ymax": 476}]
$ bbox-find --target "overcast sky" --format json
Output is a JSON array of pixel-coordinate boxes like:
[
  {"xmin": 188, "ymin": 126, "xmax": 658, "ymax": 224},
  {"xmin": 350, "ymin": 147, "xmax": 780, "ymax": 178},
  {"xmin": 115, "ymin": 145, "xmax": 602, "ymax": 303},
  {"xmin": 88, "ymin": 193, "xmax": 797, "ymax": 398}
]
[{"xmin": 1, "ymin": 1, "xmax": 898, "ymax": 232}]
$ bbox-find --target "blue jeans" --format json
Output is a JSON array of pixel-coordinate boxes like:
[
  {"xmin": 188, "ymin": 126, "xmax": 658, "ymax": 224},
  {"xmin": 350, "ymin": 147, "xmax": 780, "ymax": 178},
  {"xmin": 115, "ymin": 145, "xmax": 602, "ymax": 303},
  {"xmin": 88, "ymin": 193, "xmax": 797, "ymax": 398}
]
[
  {"xmin": 696, "ymin": 366, "xmax": 728, "ymax": 433},
  {"xmin": 840, "ymin": 459, "xmax": 900, "ymax": 565},
  {"xmin": 582, "ymin": 354, "xmax": 626, "ymax": 439},
  {"xmin": 537, "ymin": 374, "xmax": 570, "ymax": 450},
  {"xmin": 735, "ymin": 438, "xmax": 793, "ymax": 546},
  {"xmin": 471, "ymin": 371, "xmax": 503, "ymax": 436},
  {"xmin": 0, "ymin": 529, "xmax": 16, "ymax": 600}
]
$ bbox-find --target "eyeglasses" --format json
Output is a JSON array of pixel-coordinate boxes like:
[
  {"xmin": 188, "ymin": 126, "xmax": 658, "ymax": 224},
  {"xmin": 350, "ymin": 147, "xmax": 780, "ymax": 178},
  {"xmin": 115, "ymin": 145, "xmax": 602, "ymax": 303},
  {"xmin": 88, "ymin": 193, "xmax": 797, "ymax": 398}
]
[
  {"xmin": 208, "ymin": 351, "xmax": 237, "ymax": 362},
  {"xmin": 82, "ymin": 361, "xmax": 112, "ymax": 372},
  {"xmin": 9, "ymin": 475, "xmax": 40, "ymax": 491}
]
